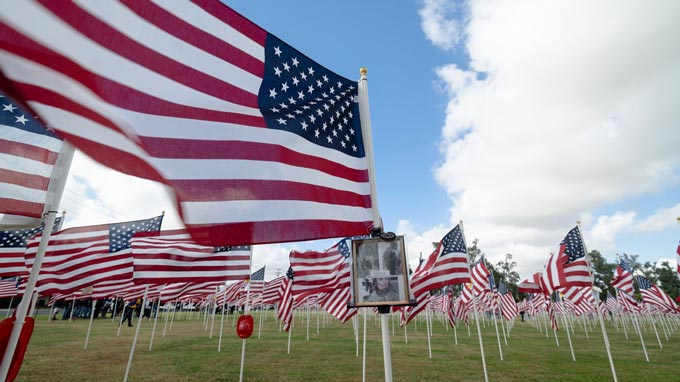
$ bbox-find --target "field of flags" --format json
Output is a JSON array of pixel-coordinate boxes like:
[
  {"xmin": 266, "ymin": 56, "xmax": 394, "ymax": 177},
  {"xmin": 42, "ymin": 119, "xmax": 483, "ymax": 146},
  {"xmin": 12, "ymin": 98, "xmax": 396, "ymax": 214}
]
[{"xmin": 0, "ymin": 1, "xmax": 679, "ymax": 382}]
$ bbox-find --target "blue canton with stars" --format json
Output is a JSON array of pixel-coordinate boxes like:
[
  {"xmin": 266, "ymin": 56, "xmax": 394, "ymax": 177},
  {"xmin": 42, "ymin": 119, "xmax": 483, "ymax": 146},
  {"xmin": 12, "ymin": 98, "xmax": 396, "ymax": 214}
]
[
  {"xmin": 498, "ymin": 282, "xmax": 508, "ymax": 295},
  {"xmin": 618, "ymin": 259, "xmax": 632, "ymax": 273},
  {"xmin": 634, "ymin": 275, "xmax": 653, "ymax": 290},
  {"xmin": 0, "ymin": 217, "xmax": 63, "ymax": 248},
  {"xmin": 560, "ymin": 227, "xmax": 586, "ymax": 264},
  {"xmin": 258, "ymin": 34, "xmax": 365, "ymax": 158},
  {"xmin": 440, "ymin": 225, "xmax": 467, "ymax": 257},
  {"xmin": 214, "ymin": 245, "xmax": 251, "ymax": 253},
  {"xmin": 488, "ymin": 269, "xmax": 495, "ymax": 289},
  {"xmin": 338, "ymin": 238, "xmax": 352, "ymax": 258},
  {"xmin": 251, "ymin": 266, "xmax": 265, "ymax": 281},
  {"xmin": 286, "ymin": 266, "xmax": 294, "ymax": 280},
  {"xmin": 108, "ymin": 215, "xmax": 163, "ymax": 252},
  {"xmin": 1, "ymin": 92, "xmax": 61, "ymax": 139}
]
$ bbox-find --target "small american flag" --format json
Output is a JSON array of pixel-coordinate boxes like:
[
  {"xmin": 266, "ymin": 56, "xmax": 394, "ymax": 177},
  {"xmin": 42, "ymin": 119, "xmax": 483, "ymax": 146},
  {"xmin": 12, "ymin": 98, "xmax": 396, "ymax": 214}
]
[
  {"xmin": 409, "ymin": 225, "xmax": 471, "ymax": 298},
  {"xmin": 262, "ymin": 275, "xmax": 285, "ymax": 305},
  {"xmin": 635, "ymin": 275, "xmax": 677, "ymax": 313},
  {"xmin": 0, "ymin": 1, "xmax": 374, "ymax": 246},
  {"xmin": 249, "ymin": 266, "xmax": 266, "ymax": 295},
  {"xmin": 0, "ymin": 91, "xmax": 63, "ymax": 223},
  {"xmin": 0, "ymin": 216, "xmax": 62, "ymax": 277},
  {"xmin": 549, "ymin": 226, "xmax": 593, "ymax": 288},
  {"xmin": 290, "ymin": 238, "xmax": 350, "ymax": 298},
  {"xmin": 24, "ymin": 215, "xmax": 163, "ymax": 295},
  {"xmin": 470, "ymin": 257, "xmax": 491, "ymax": 296},
  {"xmin": 610, "ymin": 259, "xmax": 634, "ymax": 295},
  {"xmin": 277, "ymin": 267, "xmax": 295, "ymax": 332}
]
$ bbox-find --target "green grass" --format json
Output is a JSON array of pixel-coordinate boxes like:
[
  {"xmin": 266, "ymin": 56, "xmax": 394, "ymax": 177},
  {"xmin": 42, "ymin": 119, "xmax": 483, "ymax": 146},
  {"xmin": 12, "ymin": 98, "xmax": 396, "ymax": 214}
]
[{"xmin": 16, "ymin": 311, "xmax": 680, "ymax": 381}]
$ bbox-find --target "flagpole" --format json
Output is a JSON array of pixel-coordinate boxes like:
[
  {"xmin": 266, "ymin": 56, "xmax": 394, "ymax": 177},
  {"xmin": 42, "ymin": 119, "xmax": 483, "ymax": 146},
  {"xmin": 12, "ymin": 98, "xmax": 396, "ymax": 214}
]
[
  {"xmin": 577, "ymin": 223, "xmax": 617, "ymax": 382},
  {"xmin": 239, "ymin": 247, "xmax": 253, "ymax": 382},
  {"xmin": 0, "ymin": 141, "xmax": 74, "ymax": 382},
  {"xmin": 84, "ymin": 299, "xmax": 96, "ymax": 350},
  {"xmin": 149, "ymin": 287, "xmax": 164, "ymax": 351},
  {"xmin": 460, "ymin": 221, "xmax": 489, "ymax": 382},
  {"xmin": 357, "ymin": 67, "xmax": 382, "ymax": 233},
  {"xmin": 124, "ymin": 285, "xmax": 149, "ymax": 382}
]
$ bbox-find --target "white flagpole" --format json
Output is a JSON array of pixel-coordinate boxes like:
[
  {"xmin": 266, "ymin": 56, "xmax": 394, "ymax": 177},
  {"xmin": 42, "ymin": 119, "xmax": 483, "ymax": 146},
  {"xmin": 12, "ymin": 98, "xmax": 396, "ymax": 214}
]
[
  {"xmin": 632, "ymin": 313, "xmax": 649, "ymax": 362},
  {"xmin": 0, "ymin": 142, "xmax": 74, "ymax": 382},
  {"xmin": 84, "ymin": 299, "xmax": 96, "ymax": 349},
  {"xmin": 577, "ymin": 223, "xmax": 617, "ymax": 382},
  {"xmin": 425, "ymin": 308, "xmax": 432, "ymax": 359},
  {"xmin": 239, "ymin": 247, "xmax": 253, "ymax": 382},
  {"xmin": 47, "ymin": 300, "xmax": 54, "ymax": 322},
  {"xmin": 561, "ymin": 313, "xmax": 576, "ymax": 361},
  {"xmin": 111, "ymin": 297, "xmax": 118, "ymax": 323},
  {"xmin": 460, "ymin": 221, "xmax": 488, "ymax": 382},
  {"xmin": 491, "ymin": 303, "xmax": 504, "ymax": 360},
  {"xmin": 68, "ymin": 295, "xmax": 76, "ymax": 322},
  {"xmin": 287, "ymin": 315, "xmax": 293, "ymax": 355},
  {"xmin": 149, "ymin": 287, "xmax": 164, "ymax": 351},
  {"xmin": 209, "ymin": 287, "xmax": 218, "ymax": 339},
  {"xmin": 259, "ymin": 305, "xmax": 265, "ymax": 339},
  {"xmin": 362, "ymin": 309, "xmax": 367, "ymax": 382},
  {"xmin": 218, "ymin": 290, "xmax": 229, "ymax": 351},
  {"xmin": 124, "ymin": 285, "xmax": 149, "ymax": 382}
]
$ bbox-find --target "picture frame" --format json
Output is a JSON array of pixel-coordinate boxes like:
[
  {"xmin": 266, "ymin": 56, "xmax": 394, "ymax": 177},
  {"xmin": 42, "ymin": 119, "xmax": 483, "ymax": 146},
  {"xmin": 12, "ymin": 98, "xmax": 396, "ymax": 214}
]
[{"xmin": 351, "ymin": 235, "xmax": 410, "ymax": 307}]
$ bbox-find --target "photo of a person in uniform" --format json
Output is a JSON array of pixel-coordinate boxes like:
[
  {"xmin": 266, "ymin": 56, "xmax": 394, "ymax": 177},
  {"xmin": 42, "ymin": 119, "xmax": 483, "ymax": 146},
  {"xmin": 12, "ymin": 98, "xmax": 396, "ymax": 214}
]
[
  {"xmin": 365, "ymin": 277, "xmax": 400, "ymax": 302},
  {"xmin": 382, "ymin": 241, "xmax": 401, "ymax": 275}
]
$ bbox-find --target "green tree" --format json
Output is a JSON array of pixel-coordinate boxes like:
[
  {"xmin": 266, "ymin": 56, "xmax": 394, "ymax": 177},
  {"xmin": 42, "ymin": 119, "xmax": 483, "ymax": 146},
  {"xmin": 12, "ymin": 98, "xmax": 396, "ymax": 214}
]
[
  {"xmin": 467, "ymin": 238, "xmax": 483, "ymax": 265},
  {"xmin": 495, "ymin": 253, "xmax": 520, "ymax": 297},
  {"xmin": 588, "ymin": 250, "xmax": 615, "ymax": 297},
  {"xmin": 652, "ymin": 261, "xmax": 680, "ymax": 300}
]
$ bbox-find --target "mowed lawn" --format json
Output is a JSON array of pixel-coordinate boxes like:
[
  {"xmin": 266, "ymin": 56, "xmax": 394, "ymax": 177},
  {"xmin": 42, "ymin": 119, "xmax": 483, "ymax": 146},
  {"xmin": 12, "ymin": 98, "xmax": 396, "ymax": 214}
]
[{"xmin": 17, "ymin": 310, "xmax": 679, "ymax": 381}]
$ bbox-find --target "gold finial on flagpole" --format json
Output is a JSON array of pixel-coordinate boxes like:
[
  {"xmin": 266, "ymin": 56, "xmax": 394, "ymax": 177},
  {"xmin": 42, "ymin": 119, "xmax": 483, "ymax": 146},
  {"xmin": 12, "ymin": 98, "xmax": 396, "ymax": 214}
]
[{"xmin": 360, "ymin": 67, "xmax": 367, "ymax": 75}]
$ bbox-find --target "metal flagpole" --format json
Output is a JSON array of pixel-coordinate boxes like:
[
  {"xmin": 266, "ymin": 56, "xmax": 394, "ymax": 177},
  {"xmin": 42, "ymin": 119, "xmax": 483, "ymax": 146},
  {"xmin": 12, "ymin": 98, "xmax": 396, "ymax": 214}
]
[
  {"xmin": 84, "ymin": 299, "xmax": 97, "ymax": 350},
  {"xmin": 5, "ymin": 297, "xmax": 12, "ymax": 318},
  {"xmin": 124, "ymin": 285, "xmax": 149, "ymax": 382},
  {"xmin": 0, "ymin": 141, "xmax": 74, "ymax": 382},
  {"xmin": 577, "ymin": 223, "xmax": 617, "ymax": 382},
  {"xmin": 460, "ymin": 221, "xmax": 488, "ymax": 382},
  {"xmin": 239, "ymin": 247, "xmax": 253, "ymax": 382},
  {"xmin": 425, "ymin": 308, "xmax": 432, "ymax": 358},
  {"xmin": 362, "ymin": 309, "xmax": 367, "ymax": 382},
  {"xmin": 149, "ymin": 287, "xmax": 164, "ymax": 351},
  {"xmin": 561, "ymin": 312, "xmax": 576, "ymax": 361},
  {"xmin": 491, "ymin": 300, "xmax": 504, "ymax": 360},
  {"xmin": 219, "ymin": 287, "xmax": 229, "ymax": 351}
]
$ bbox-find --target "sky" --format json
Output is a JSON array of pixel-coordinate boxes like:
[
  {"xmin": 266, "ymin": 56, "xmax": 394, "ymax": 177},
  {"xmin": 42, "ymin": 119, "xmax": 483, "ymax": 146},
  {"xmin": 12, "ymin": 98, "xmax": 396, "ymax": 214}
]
[{"xmin": 47, "ymin": 0, "xmax": 680, "ymax": 281}]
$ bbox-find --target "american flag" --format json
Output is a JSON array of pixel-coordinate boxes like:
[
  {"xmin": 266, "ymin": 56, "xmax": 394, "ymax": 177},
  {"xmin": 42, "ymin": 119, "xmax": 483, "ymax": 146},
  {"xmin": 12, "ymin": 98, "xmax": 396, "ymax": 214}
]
[
  {"xmin": 319, "ymin": 286, "xmax": 356, "ymax": 323},
  {"xmin": 290, "ymin": 238, "xmax": 350, "ymax": 298},
  {"xmin": 605, "ymin": 292, "xmax": 617, "ymax": 312},
  {"xmin": 24, "ymin": 215, "xmax": 163, "ymax": 295},
  {"xmin": 409, "ymin": 225, "xmax": 470, "ymax": 298},
  {"xmin": 498, "ymin": 282, "xmax": 518, "ymax": 321},
  {"xmin": 610, "ymin": 259, "xmax": 634, "ymax": 296},
  {"xmin": 0, "ymin": 216, "xmax": 62, "ymax": 277},
  {"xmin": 470, "ymin": 257, "xmax": 491, "ymax": 296},
  {"xmin": 517, "ymin": 275, "xmax": 541, "ymax": 294},
  {"xmin": 0, "ymin": 1, "xmax": 374, "ymax": 247},
  {"xmin": 217, "ymin": 280, "xmax": 246, "ymax": 306},
  {"xmin": 277, "ymin": 267, "xmax": 295, "ymax": 331},
  {"xmin": 0, "ymin": 90, "xmax": 63, "ymax": 223},
  {"xmin": 249, "ymin": 266, "xmax": 266, "ymax": 295},
  {"xmin": 635, "ymin": 275, "xmax": 677, "ymax": 313},
  {"xmin": 552, "ymin": 226, "xmax": 593, "ymax": 287},
  {"xmin": 131, "ymin": 229, "xmax": 250, "ymax": 285},
  {"xmin": 0, "ymin": 278, "xmax": 17, "ymax": 298},
  {"xmin": 262, "ymin": 275, "xmax": 285, "ymax": 305},
  {"xmin": 560, "ymin": 285, "xmax": 591, "ymax": 306},
  {"xmin": 615, "ymin": 288, "xmax": 638, "ymax": 313}
]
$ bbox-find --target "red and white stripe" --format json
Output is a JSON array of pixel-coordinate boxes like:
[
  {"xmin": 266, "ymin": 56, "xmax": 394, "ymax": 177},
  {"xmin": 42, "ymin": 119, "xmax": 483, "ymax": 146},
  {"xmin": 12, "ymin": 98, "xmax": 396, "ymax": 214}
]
[
  {"xmin": 319, "ymin": 286, "xmax": 355, "ymax": 323},
  {"xmin": 262, "ymin": 276, "xmax": 285, "ymax": 305},
  {"xmin": 0, "ymin": 1, "xmax": 373, "ymax": 246},
  {"xmin": 290, "ymin": 242, "xmax": 349, "ymax": 298},
  {"xmin": 131, "ymin": 230, "xmax": 250, "ymax": 285}
]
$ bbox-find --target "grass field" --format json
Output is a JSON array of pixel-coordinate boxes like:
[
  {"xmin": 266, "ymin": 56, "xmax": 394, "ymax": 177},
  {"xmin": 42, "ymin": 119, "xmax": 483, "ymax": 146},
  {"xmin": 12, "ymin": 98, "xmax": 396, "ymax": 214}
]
[{"xmin": 16, "ymin": 310, "xmax": 679, "ymax": 381}]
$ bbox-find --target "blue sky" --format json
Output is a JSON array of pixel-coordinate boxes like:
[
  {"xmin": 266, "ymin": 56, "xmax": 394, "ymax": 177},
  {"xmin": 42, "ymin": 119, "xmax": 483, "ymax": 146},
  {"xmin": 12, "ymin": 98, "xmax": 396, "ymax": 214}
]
[{"xmin": 55, "ymin": 0, "xmax": 680, "ymax": 280}]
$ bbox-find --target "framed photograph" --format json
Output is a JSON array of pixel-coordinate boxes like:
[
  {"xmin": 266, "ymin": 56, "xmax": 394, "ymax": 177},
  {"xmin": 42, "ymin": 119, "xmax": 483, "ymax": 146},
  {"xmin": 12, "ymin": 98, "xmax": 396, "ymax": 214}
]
[{"xmin": 351, "ymin": 236, "xmax": 410, "ymax": 307}]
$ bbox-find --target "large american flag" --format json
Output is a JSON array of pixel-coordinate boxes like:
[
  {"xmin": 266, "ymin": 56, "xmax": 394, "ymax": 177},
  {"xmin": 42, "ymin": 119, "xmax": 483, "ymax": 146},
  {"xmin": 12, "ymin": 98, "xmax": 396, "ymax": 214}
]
[
  {"xmin": 24, "ymin": 215, "xmax": 163, "ymax": 295},
  {"xmin": 409, "ymin": 225, "xmax": 470, "ymax": 298},
  {"xmin": 0, "ymin": 216, "xmax": 62, "ymax": 277},
  {"xmin": 0, "ymin": 90, "xmax": 63, "ymax": 223},
  {"xmin": 610, "ymin": 259, "xmax": 634, "ymax": 296},
  {"xmin": 290, "ymin": 238, "xmax": 350, "ymax": 298},
  {"xmin": 131, "ymin": 229, "xmax": 250, "ymax": 285},
  {"xmin": 550, "ymin": 226, "xmax": 593, "ymax": 288},
  {"xmin": 0, "ymin": 1, "xmax": 374, "ymax": 246},
  {"xmin": 635, "ymin": 275, "xmax": 677, "ymax": 313}
]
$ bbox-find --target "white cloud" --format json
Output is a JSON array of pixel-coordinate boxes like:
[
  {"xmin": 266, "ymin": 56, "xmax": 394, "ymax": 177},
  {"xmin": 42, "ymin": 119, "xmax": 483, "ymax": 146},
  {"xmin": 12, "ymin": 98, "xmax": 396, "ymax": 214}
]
[
  {"xmin": 419, "ymin": 0, "xmax": 680, "ymax": 277},
  {"xmin": 418, "ymin": 0, "xmax": 466, "ymax": 51},
  {"xmin": 634, "ymin": 203, "xmax": 680, "ymax": 232}
]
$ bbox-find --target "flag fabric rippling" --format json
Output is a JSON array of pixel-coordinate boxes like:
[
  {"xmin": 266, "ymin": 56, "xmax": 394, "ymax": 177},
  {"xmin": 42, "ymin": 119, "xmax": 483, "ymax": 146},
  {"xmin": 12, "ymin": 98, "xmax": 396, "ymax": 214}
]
[
  {"xmin": 0, "ymin": 216, "xmax": 62, "ymax": 277},
  {"xmin": 24, "ymin": 215, "xmax": 163, "ymax": 295},
  {"xmin": 0, "ymin": 1, "xmax": 375, "ymax": 246}
]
